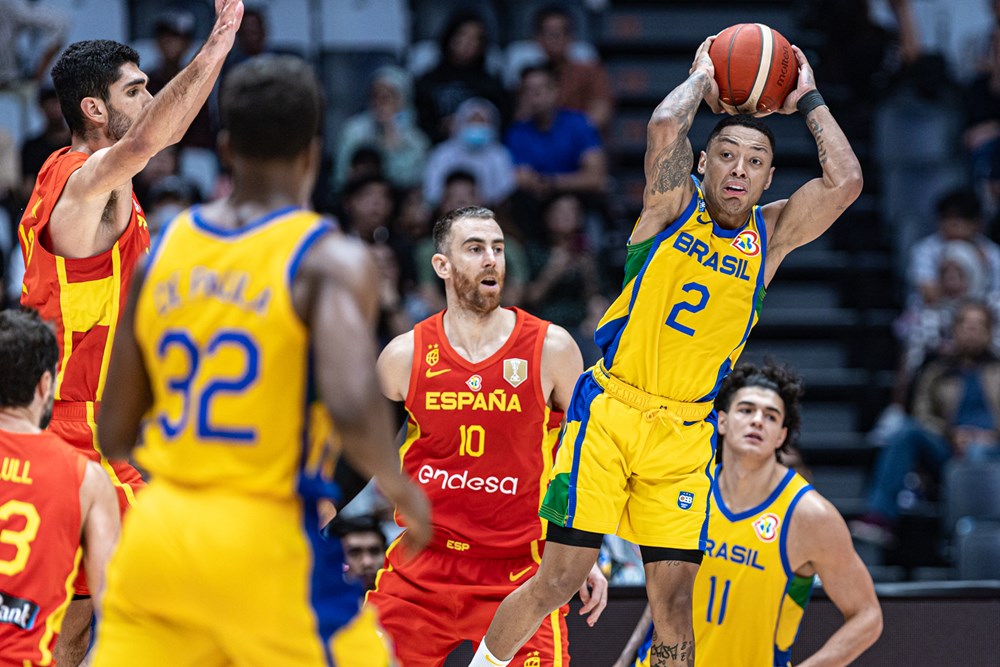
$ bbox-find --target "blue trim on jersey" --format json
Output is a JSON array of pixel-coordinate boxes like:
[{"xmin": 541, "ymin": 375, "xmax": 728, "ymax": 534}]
[
  {"xmin": 779, "ymin": 484, "xmax": 813, "ymax": 578},
  {"xmin": 698, "ymin": 358, "xmax": 733, "ymax": 403},
  {"xmin": 566, "ymin": 373, "xmax": 604, "ymax": 527},
  {"xmin": 286, "ymin": 219, "xmax": 335, "ymax": 289},
  {"xmin": 774, "ymin": 646, "xmax": 792, "ymax": 666},
  {"xmin": 714, "ymin": 467, "xmax": 796, "ymax": 523},
  {"xmin": 637, "ymin": 624, "xmax": 654, "ymax": 664},
  {"xmin": 699, "ymin": 411, "xmax": 719, "ymax": 550},
  {"xmin": 603, "ymin": 181, "xmax": 699, "ymax": 368},
  {"xmin": 190, "ymin": 204, "xmax": 300, "ymax": 238}
]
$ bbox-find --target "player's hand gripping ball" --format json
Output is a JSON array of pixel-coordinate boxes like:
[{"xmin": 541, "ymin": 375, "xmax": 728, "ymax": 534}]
[{"xmin": 708, "ymin": 23, "xmax": 797, "ymax": 115}]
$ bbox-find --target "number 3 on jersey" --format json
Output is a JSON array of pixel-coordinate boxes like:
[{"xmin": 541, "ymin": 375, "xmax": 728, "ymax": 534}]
[
  {"xmin": 0, "ymin": 500, "xmax": 41, "ymax": 576},
  {"xmin": 665, "ymin": 282, "xmax": 710, "ymax": 336}
]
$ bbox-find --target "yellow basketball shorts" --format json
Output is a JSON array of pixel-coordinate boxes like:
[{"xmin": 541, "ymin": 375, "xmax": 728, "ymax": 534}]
[
  {"xmin": 92, "ymin": 482, "xmax": 391, "ymax": 667},
  {"xmin": 539, "ymin": 365, "xmax": 717, "ymax": 550}
]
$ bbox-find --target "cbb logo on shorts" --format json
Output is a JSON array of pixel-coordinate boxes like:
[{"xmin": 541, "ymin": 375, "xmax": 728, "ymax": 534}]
[
  {"xmin": 677, "ymin": 491, "xmax": 694, "ymax": 510},
  {"xmin": 731, "ymin": 229, "xmax": 761, "ymax": 256},
  {"xmin": 753, "ymin": 513, "xmax": 781, "ymax": 542}
]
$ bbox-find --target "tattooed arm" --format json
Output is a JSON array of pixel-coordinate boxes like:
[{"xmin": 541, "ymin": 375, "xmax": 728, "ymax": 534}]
[
  {"xmin": 760, "ymin": 46, "xmax": 863, "ymax": 285},
  {"xmin": 631, "ymin": 37, "xmax": 720, "ymax": 244}
]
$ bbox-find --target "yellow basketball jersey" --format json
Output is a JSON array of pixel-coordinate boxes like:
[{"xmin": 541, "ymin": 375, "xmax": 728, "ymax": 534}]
[
  {"xmin": 133, "ymin": 206, "xmax": 337, "ymax": 500},
  {"xmin": 596, "ymin": 176, "xmax": 766, "ymax": 402},
  {"xmin": 694, "ymin": 466, "xmax": 815, "ymax": 666}
]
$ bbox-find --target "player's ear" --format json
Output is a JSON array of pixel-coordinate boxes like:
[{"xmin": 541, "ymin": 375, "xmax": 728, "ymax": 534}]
[
  {"xmin": 36, "ymin": 369, "xmax": 55, "ymax": 403},
  {"xmin": 79, "ymin": 96, "xmax": 106, "ymax": 129},
  {"xmin": 697, "ymin": 151, "xmax": 707, "ymax": 175},
  {"xmin": 717, "ymin": 409, "xmax": 728, "ymax": 435},
  {"xmin": 431, "ymin": 252, "xmax": 449, "ymax": 280},
  {"xmin": 764, "ymin": 166, "xmax": 774, "ymax": 190},
  {"xmin": 776, "ymin": 426, "xmax": 788, "ymax": 451}
]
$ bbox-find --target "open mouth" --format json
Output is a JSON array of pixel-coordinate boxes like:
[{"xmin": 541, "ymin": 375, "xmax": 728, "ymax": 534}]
[
  {"xmin": 723, "ymin": 183, "xmax": 748, "ymax": 195},
  {"xmin": 480, "ymin": 278, "xmax": 498, "ymax": 287},
  {"xmin": 745, "ymin": 432, "xmax": 763, "ymax": 443}
]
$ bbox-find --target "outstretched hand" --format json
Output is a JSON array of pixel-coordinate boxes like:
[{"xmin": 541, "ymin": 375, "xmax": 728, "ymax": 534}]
[
  {"xmin": 776, "ymin": 45, "xmax": 817, "ymax": 115},
  {"xmin": 208, "ymin": 0, "xmax": 245, "ymax": 53},
  {"xmin": 690, "ymin": 35, "xmax": 723, "ymax": 114},
  {"xmin": 577, "ymin": 563, "xmax": 609, "ymax": 627}
]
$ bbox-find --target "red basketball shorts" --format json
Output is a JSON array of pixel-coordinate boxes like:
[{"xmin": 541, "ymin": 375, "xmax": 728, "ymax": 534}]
[{"xmin": 366, "ymin": 542, "xmax": 570, "ymax": 666}]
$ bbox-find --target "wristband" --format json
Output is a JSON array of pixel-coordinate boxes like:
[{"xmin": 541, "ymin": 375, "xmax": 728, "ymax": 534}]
[{"xmin": 796, "ymin": 89, "xmax": 826, "ymax": 116}]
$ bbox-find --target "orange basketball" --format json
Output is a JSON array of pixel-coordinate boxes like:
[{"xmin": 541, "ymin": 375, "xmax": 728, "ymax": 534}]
[{"xmin": 708, "ymin": 23, "xmax": 797, "ymax": 115}]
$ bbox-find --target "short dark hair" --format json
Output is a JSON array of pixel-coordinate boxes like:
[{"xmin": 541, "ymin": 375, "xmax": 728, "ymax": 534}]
[
  {"xmin": 342, "ymin": 173, "xmax": 392, "ymax": 202},
  {"xmin": 432, "ymin": 206, "xmax": 495, "ymax": 254},
  {"xmin": 715, "ymin": 361, "xmax": 804, "ymax": 459},
  {"xmin": 444, "ymin": 169, "xmax": 477, "ymax": 188},
  {"xmin": 935, "ymin": 188, "xmax": 981, "ymax": 221},
  {"xmin": 533, "ymin": 3, "xmax": 574, "ymax": 34},
  {"xmin": 0, "ymin": 309, "xmax": 58, "ymax": 409},
  {"xmin": 220, "ymin": 55, "xmax": 321, "ymax": 160},
  {"xmin": 520, "ymin": 61, "xmax": 558, "ymax": 85},
  {"xmin": 706, "ymin": 114, "xmax": 776, "ymax": 153},
  {"xmin": 51, "ymin": 40, "xmax": 140, "ymax": 136},
  {"xmin": 333, "ymin": 514, "xmax": 387, "ymax": 549}
]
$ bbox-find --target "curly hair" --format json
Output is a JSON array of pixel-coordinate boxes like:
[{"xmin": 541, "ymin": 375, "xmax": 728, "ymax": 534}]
[
  {"xmin": 0, "ymin": 309, "xmax": 58, "ymax": 409},
  {"xmin": 51, "ymin": 40, "xmax": 140, "ymax": 137},
  {"xmin": 715, "ymin": 360, "xmax": 804, "ymax": 460}
]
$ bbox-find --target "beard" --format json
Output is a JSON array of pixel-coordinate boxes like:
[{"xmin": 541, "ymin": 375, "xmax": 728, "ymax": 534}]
[
  {"xmin": 452, "ymin": 267, "xmax": 504, "ymax": 315},
  {"xmin": 106, "ymin": 102, "xmax": 133, "ymax": 141},
  {"xmin": 39, "ymin": 392, "xmax": 54, "ymax": 430}
]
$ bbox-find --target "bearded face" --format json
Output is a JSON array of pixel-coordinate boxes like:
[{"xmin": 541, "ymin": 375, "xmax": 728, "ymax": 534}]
[
  {"xmin": 451, "ymin": 261, "xmax": 504, "ymax": 314},
  {"xmin": 106, "ymin": 101, "xmax": 133, "ymax": 141}
]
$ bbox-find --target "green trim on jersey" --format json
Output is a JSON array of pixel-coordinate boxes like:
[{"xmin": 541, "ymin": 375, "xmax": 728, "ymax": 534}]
[
  {"xmin": 788, "ymin": 574, "xmax": 815, "ymax": 608},
  {"xmin": 623, "ymin": 236, "xmax": 656, "ymax": 287},
  {"xmin": 539, "ymin": 472, "xmax": 572, "ymax": 526}
]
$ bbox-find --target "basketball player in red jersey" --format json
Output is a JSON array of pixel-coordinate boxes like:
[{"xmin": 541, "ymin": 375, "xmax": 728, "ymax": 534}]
[
  {"xmin": 368, "ymin": 206, "xmax": 609, "ymax": 665},
  {"xmin": 17, "ymin": 2, "xmax": 244, "ymax": 662},
  {"xmin": 0, "ymin": 309, "xmax": 120, "ymax": 667}
]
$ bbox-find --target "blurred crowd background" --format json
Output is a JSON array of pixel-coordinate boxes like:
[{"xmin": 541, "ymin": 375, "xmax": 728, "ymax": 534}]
[{"xmin": 3, "ymin": 0, "xmax": 1000, "ymax": 587}]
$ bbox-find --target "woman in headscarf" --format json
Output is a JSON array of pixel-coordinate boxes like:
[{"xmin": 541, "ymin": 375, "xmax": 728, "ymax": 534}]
[{"xmin": 335, "ymin": 65, "xmax": 430, "ymax": 190}]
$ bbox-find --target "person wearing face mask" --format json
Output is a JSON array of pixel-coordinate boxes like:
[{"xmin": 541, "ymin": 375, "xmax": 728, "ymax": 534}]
[
  {"xmin": 423, "ymin": 97, "xmax": 516, "ymax": 210},
  {"xmin": 335, "ymin": 65, "xmax": 430, "ymax": 191}
]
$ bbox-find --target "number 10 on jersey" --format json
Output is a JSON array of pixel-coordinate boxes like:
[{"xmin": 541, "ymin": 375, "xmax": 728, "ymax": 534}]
[{"xmin": 459, "ymin": 425, "xmax": 485, "ymax": 457}]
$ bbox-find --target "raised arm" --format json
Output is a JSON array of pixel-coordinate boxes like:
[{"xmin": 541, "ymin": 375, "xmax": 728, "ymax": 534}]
[
  {"xmin": 64, "ymin": 0, "xmax": 244, "ymax": 201},
  {"xmin": 97, "ymin": 262, "xmax": 153, "ymax": 460},
  {"xmin": 631, "ymin": 36, "xmax": 720, "ymax": 244},
  {"xmin": 761, "ymin": 46, "xmax": 863, "ymax": 283},
  {"xmin": 789, "ymin": 493, "xmax": 883, "ymax": 667},
  {"xmin": 79, "ymin": 460, "xmax": 121, "ymax": 610},
  {"xmin": 297, "ymin": 235, "xmax": 431, "ymax": 554}
]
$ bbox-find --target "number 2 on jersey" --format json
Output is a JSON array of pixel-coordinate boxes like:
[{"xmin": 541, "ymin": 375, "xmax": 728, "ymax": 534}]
[{"xmin": 665, "ymin": 282, "xmax": 710, "ymax": 336}]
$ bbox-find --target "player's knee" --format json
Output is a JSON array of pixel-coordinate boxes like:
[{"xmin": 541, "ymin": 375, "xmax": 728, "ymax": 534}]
[
  {"xmin": 651, "ymin": 585, "xmax": 694, "ymax": 624},
  {"xmin": 530, "ymin": 568, "xmax": 584, "ymax": 608}
]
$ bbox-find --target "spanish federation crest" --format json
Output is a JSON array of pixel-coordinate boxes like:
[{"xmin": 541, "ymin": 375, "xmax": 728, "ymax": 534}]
[{"xmin": 503, "ymin": 358, "xmax": 527, "ymax": 388}]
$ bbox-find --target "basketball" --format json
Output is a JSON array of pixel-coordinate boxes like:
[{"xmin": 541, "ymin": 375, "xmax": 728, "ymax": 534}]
[{"xmin": 708, "ymin": 23, "xmax": 797, "ymax": 115}]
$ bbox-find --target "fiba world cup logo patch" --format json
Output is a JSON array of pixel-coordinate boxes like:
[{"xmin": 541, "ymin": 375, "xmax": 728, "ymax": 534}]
[
  {"xmin": 504, "ymin": 358, "xmax": 527, "ymax": 388},
  {"xmin": 753, "ymin": 513, "xmax": 781, "ymax": 542},
  {"xmin": 732, "ymin": 229, "xmax": 761, "ymax": 256},
  {"xmin": 678, "ymin": 491, "xmax": 695, "ymax": 510},
  {"xmin": 466, "ymin": 375, "xmax": 483, "ymax": 392}
]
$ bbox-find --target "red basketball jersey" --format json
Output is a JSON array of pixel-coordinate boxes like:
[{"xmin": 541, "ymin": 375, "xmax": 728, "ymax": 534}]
[
  {"xmin": 19, "ymin": 148, "xmax": 150, "ymax": 407},
  {"xmin": 401, "ymin": 308, "xmax": 564, "ymax": 555},
  {"xmin": 0, "ymin": 430, "xmax": 86, "ymax": 666}
]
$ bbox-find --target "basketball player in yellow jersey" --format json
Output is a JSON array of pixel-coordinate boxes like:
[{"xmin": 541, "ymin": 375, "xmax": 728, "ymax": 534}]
[
  {"xmin": 470, "ymin": 37, "xmax": 863, "ymax": 667},
  {"xmin": 619, "ymin": 363, "xmax": 882, "ymax": 667},
  {"xmin": 91, "ymin": 55, "xmax": 430, "ymax": 666}
]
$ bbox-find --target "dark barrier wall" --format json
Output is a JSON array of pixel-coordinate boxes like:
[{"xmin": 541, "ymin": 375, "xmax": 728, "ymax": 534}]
[{"xmin": 443, "ymin": 583, "xmax": 1000, "ymax": 666}]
